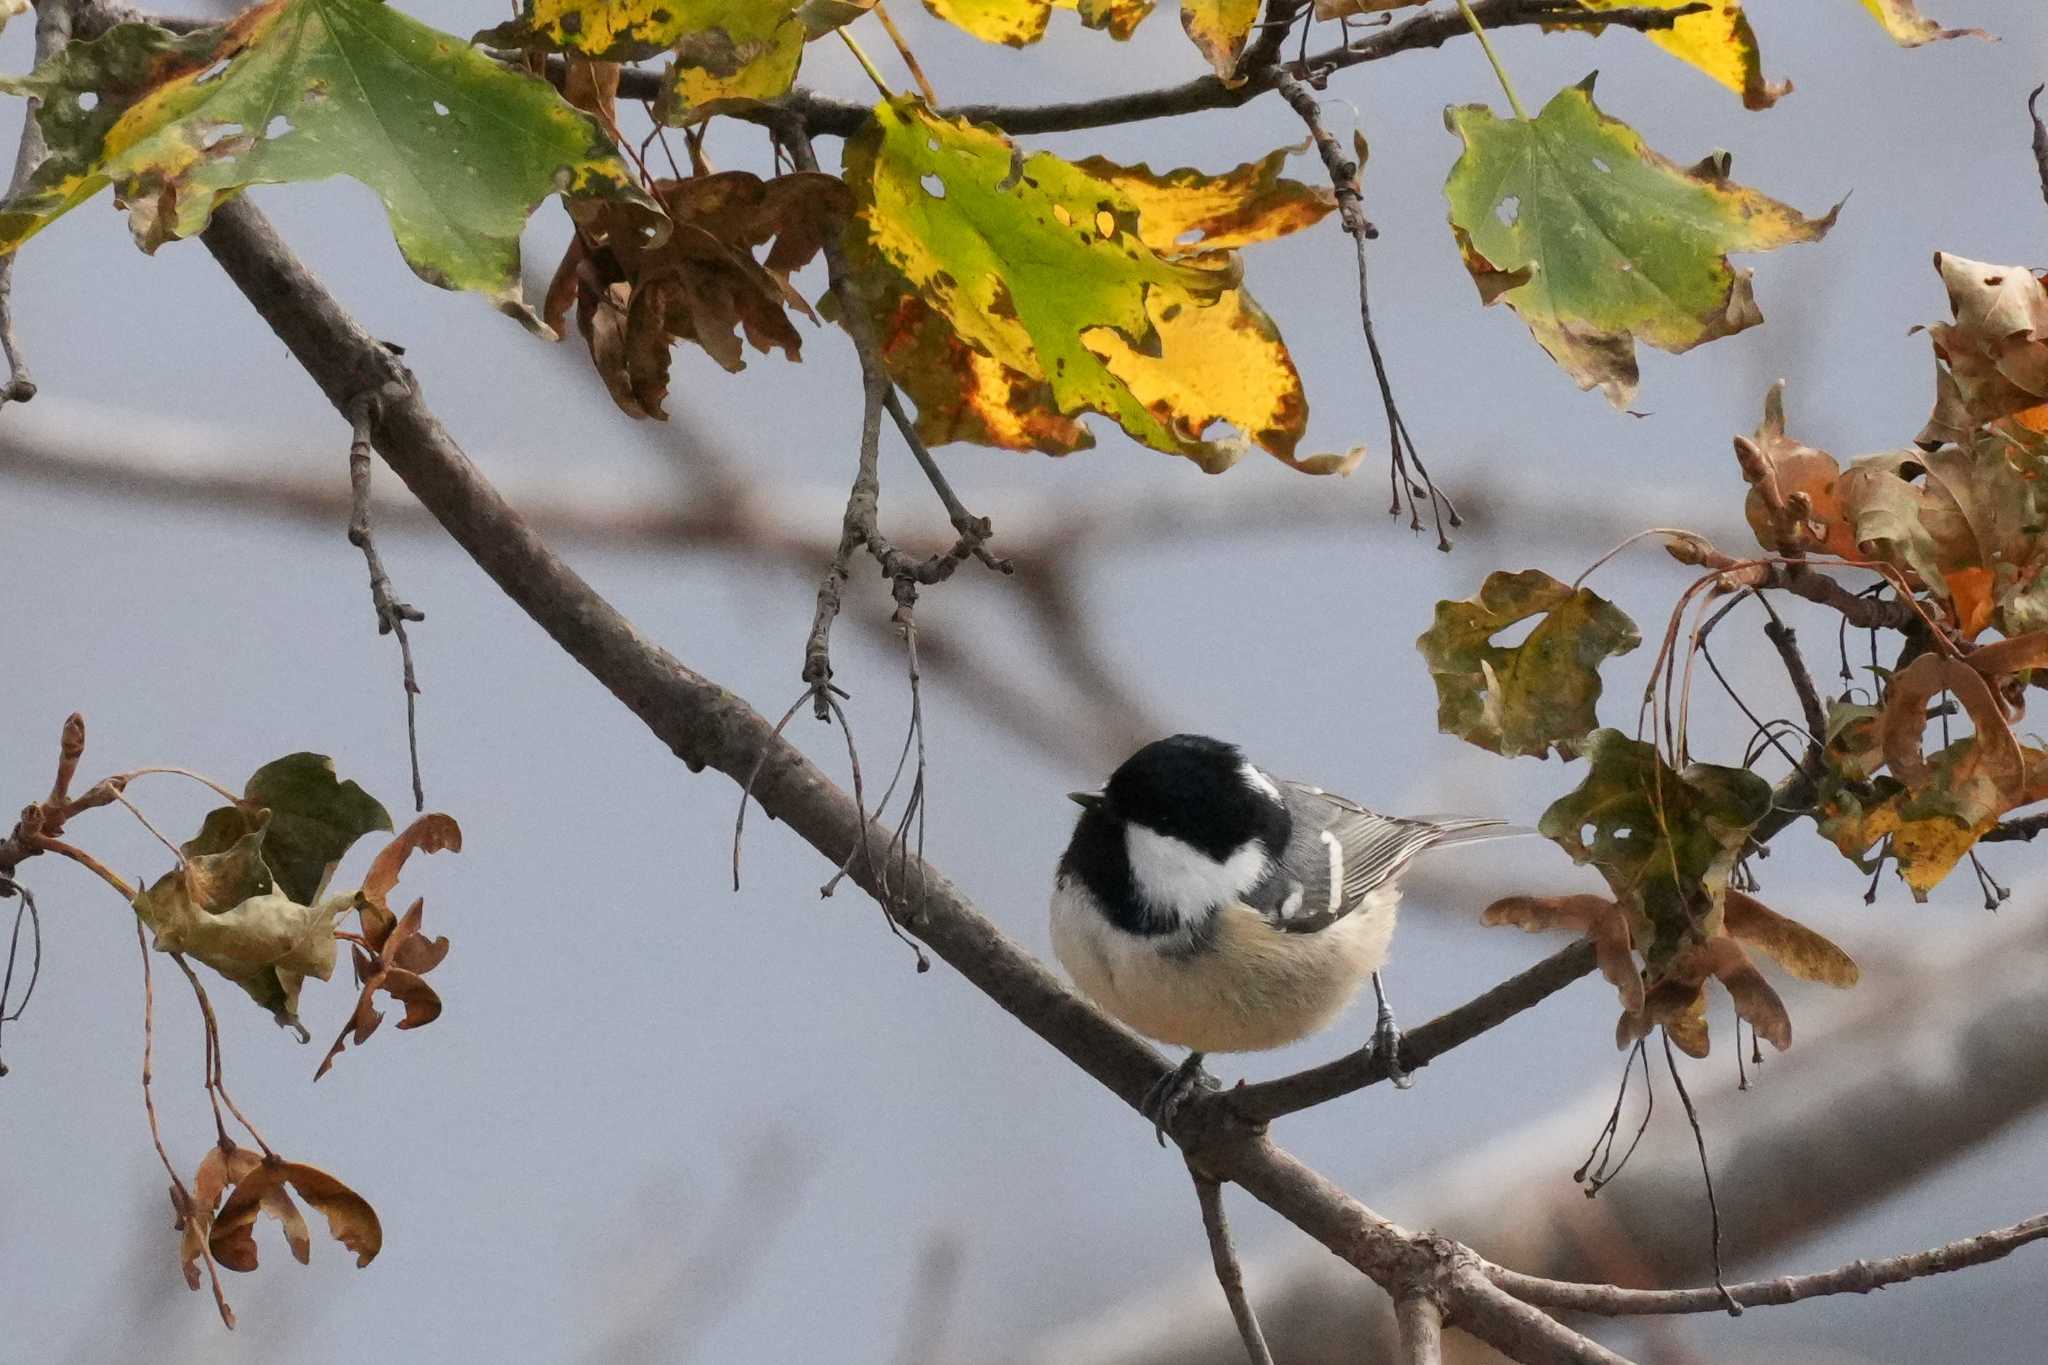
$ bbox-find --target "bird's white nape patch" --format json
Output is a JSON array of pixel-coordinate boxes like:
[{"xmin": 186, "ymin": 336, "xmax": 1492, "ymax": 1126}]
[
  {"xmin": 1240, "ymin": 763, "xmax": 1282, "ymax": 802},
  {"xmin": 1318, "ymin": 828, "xmax": 1343, "ymax": 913},
  {"xmin": 1125, "ymin": 824, "xmax": 1270, "ymax": 918}
]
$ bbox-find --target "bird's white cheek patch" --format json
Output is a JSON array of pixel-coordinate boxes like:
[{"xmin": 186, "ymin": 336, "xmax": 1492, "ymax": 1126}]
[{"xmin": 1126, "ymin": 825, "xmax": 1270, "ymax": 914}]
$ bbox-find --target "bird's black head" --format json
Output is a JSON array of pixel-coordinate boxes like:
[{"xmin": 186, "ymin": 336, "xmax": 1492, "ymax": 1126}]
[{"xmin": 1060, "ymin": 736, "xmax": 1294, "ymax": 939}]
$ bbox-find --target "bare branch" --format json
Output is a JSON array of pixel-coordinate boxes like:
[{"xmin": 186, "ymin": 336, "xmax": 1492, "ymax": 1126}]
[
  {"xmin": 194, "ymin": 193, "xmax": 1628, "ymax": 1365},
  {"xmin": 1191, "ymin": 1171, "xmax": 1276, "ymax": 1365},
  {"xmin": 587, "ymin": 0, "xmax": 1705, "ymax": 137},
  {"xmin": 0, "ymin": 0, "xmax": 71, "ymax": 409},
  {"xmin": 346, "ymin": 389, "xmax": 428, "ymax": 810},
  {"xmin": 1269, "ymin": 68, "xmax": 1454, "ymax": 548},
  {"xmin": 2031, "ymin": 85, "xmax": 2048, "ymax": 214},
  {"xmin": 1225, "ymin": 940, "xmax": 1597, "ymax": 1123},
  {"xmin": 1487, "ymin": 1213, "xmax": 2048, "ymax": 1317}
]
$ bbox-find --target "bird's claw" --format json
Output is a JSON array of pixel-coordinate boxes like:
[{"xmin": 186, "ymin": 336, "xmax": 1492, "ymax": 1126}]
[
  {"xmin": 1142, "ymin": 1052, "xmax": 1217, "ymax": 1146},
  {"xmin": 1370, "ymin": 971, "xmax": 1412, "ymax": 1090}
]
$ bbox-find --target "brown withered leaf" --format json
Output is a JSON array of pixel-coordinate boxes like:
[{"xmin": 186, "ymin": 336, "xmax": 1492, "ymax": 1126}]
[
  {"xmin": 210, "ymin": 1154, "xmax": 381, "ymax": 1271},
  {"xmin": 1484, "ymin": 893, "xmax": 1643, "ymax": 1013},
  {"xmin": 1724, "ymin": 889, "xmax": 1859, "ymax": 987},
  {"xmin": 357, "ymin": 811, "xmax": 463, "ymax": 943},
  {"xmin": 550, "ymin": 170, "xmax": 852, "ymax": 419},
  {"xmin": 1617, "ymin": 936, "xmax": 1785, "ymax": 1057},
  {"xmin": 1919, "ymin": 253, "xmax": 2048, "ymax": 441},
  {"xmin": 1733, "ymin": 381, "xmax": 1860, "ymax": 560},
  {"xmin": 318, "ymin": 898, "xmax": 449, "ymax": 1079}
]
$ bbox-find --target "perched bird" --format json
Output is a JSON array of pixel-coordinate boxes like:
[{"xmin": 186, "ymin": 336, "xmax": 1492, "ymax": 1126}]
[{"xmin": 1050, "ymin": 733, "xmax": 1517, "ymax": 1138}]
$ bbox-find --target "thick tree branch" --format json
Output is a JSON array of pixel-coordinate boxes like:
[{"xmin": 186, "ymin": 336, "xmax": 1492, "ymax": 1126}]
[
  {"xmin": 1226, "ymin": 940, "xmax": 1598, "ymax": 1123},
  {"xmin": 1395, "ymin": 1288, "xmax": 1444, "ymax": 1365},
  {"xmin": 1486, "ymin": 1213, "xmax": 2048, "ymax": 1317},
  {"xmin": 194, "ymin": 194, "xmax": 1627, "ymax": 1365}
]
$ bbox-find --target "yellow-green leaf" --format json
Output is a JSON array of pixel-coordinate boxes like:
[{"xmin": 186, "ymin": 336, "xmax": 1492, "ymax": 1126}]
[
  {"xmin": 0, "ymin": 4, "xmax": 656, "ymax": 331},
  {"xmin": 1442, "ymin": 76, "xmax": 1836, "ymax": 407},
  {"xmin": 1417, "ymin": 568, "xmax": 1640, "ymax": 760},
  {"xmin": 1077, "ymin": 0, "xmax": 1155, "ymax": 38},
  {"xmin": 1180, "ymin": 0, "xmax": 1258, "ymax": 82},
  {"xmin": 1855, "ymin": 0, "xmax": 1988, "ymax": 45},
  {"xmin": 1570, "ymin": 0, "xmax": 1787, "ymax": 109},
  {"xmin": 843, "ymin": 98, "xmax": 1336, "ymax": 472}
]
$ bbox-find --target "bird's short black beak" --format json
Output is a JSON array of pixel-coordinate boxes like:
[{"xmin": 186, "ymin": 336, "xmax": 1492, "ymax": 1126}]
[{"xmin": 1068, "ymin": 790, "xmax": 1104, "ymax": 811}]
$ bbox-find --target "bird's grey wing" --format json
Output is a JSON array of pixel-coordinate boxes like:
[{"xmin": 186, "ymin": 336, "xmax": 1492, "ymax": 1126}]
[{"xmin": 1244, "ymin": 784, "xmax": 1513, "ymax": 935}]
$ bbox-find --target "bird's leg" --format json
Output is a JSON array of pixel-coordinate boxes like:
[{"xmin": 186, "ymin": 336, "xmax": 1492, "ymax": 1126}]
[
  {"xmin": 1369, "ymin": 972, "xmax": 1412, "ymax": 1090},
  {"xmin": 1141, "ymin": 1051, "xmax": 1216, "ymax": 1146}
]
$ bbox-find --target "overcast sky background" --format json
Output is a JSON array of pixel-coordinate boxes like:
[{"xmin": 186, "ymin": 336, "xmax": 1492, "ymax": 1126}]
[{"xmin": 4, "ymin": 1, "xmax": 2048, "ymax": 1362}]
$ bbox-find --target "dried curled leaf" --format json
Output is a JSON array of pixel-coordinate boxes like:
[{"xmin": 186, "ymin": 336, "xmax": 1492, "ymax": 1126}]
[
  {"xmin": 1443, "ymin": 76, "xmax": 1836, "ymax": 407},
  {"xmin": 1724, "ymin": 889, "xmax": 1859, "ymax": 988},
  {"xmin": 1483, "ymin": 893, "xmax": 1644, "ymax": 1013},
  {"xmin": 132, "ymin": 754, "xmax": 392, "ymax": 1029},
  {"xmin": 1734, "ymin": 381, "xmax": 1860, "ymax": 560},
  {"xmin": 1418, "ymin": 569, "xmax": 1640, "ymax": 760},
  {"xmin": 318, "ymin": 813, "xmax": 462, "ymax": 1078},
  {"xmin": 550, "ymin": 171, "xmax": 851, "ymax": 419},
  {"xmin": 1919, "ymin": 253, "xmax": 2048, "ymax": 445},
  {"xmin": 1856, "ymin": 0, "xmax": 1989, "ymax": 46},
  {"xmin": 210, "ymin": 1152, "xmax": 381, "ymax": 1271}
]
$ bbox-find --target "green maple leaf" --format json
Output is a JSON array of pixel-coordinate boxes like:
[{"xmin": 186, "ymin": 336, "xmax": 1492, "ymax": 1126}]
[
  {"xmin": 1443, "ymin": 76, "xmax": 1836, "ymax": 407},
  {"xmin": 1417, "ymin": 569, "xmax": 1640, "ymax": 760},
  {"xmin": 0, "ymin": 0, "xmax": 658, "ymax": 330}
]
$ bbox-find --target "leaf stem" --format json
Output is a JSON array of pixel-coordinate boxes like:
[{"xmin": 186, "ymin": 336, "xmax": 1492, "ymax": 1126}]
[
  {"xmin": 1455, "ymin": 0, "xmax": 1527, "ymax": 120},
  {"xmin": 836, "ymin": 27, "xmax": 894, "ymax": 100},
  {"xmin": 870, "ymin": 1, "xmax": 937, "ymax": 105},
  {"xmin": 32, "ymin": 835, "xmax": 136, "ymax": 900}
]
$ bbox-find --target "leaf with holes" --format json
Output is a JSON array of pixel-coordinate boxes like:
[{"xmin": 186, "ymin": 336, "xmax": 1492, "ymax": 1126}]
[
  {"xmin": 1418, "ymin": 569, "xmax": 1640, "ymax": 760},
  {"xmin": 1538, "ymin": 728, "xmax": 1772, "ymax": 976},
  {"xmin": 844, "ymin": 98, "xmax": 1349, "ymax": 472},
  {"xmin": 1562, "ymin": 1, "xmax": 1786, "ymax": 109},
  {"xmin": 0, "ymin": 3, "xmax": 657, "ymax": 331},
  {"xmin": 1442, "ymin": 76, "xmax": 1836, "ymax": 407},
  {"xmin": 1856, "ymin": 0, "xmax": 1987, "ymax": 45}
]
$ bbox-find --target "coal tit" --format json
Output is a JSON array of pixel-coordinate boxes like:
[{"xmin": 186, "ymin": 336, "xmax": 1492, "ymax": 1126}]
[{"xmin": 1051, "ymin": 734, "xmax": 1514, "ymax": 1136}]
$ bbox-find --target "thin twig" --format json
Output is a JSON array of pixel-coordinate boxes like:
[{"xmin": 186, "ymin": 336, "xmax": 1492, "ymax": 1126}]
[
  {"xmin": 1226, "ymin": 940, "xmax": 1597, "ymax": 1123},
  {"xmin": 870, "ymin": 0, "xmax": 937, "ymax": 105},
  {"xmin": 0, "ymin": 876, "xmax": 41, "ymax": 1076},
  {"xmin": 31, "ymin": 834, "xmax": 135, "ymax": 899},
  {"xmin": 138, "ymin": 917, "xmax": 235, "ymax": 1327},
  {"xmin": 2030, "ymin": 86, "xmax": 2048, "ymax": 214},
  {"xmin": 1663, "ymin": 1035, "xmax": 1739, "ymax": 1314},
  {"xmin": 1490, "ymin": 1213, "xmax": 2048, "ymax": 1317},
  {"xmin": 0, "ymin": 0, "xmax": 71, "ymax": 408},
  {"xmin": 1191, "ymin": 1171, "xmax": 1276, "ymax": 1365},
  {"xmin": 1269, "ymin": 68, "xmax": 1455, "ymax": 549},
  {"xmin": 346, "ymin": 389, "xmax": 427, "ymax": 811},
  {"xmin": 568, "ymin": 0, "xmax": 1705, "ymax": 136}
]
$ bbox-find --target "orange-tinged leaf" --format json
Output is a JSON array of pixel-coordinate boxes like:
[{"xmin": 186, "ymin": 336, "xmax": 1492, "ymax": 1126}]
[{"xmin": 1734, "ymin": 382, "xmax": 1862, "ymax": 560}]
